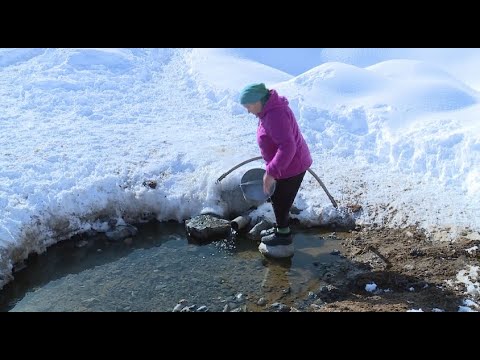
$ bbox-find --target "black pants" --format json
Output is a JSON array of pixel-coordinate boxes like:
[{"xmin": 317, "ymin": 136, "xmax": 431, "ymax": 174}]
[{"xmin": 270, "ymin": 171, "xmax": 306, "ymax": 228}]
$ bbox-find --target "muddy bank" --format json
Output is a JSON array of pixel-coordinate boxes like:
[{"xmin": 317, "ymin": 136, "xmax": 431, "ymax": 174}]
[{"xmin": 290, "ymin": 226, "xmax": 480, "ymax": 312}]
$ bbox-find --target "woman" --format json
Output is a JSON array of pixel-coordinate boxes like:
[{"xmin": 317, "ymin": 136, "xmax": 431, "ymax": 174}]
[{"xmin": 240, "ymin": 83, "xmax": 312, "ymax": 258}]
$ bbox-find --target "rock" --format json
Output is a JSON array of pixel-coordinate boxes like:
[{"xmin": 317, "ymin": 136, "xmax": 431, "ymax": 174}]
[
  {"xmin": 142, "ymin": 180, "xmax": 157, "ymax": 189},
  {"xmin": 319, "ymin": 285, "xmax": 336, "ymax": 293},
  {"xmin": 330, "ymin": 249, "xmax": 341, "ymax": 256},
  {"xmin": 312, "ymin": 299, "xmax": 326, "ymax": 307},
  {"xmin": 172, "ymin": 299, "xmax": 187, "ymax": 312},
  {"xmin": 185, "ymin": 214, "xmax": 231, "ymax": 242},
  {"xmin": 247, "ymin": 219, "xmax": 274, "ymax": 240},
  {"xmin": 181, "ymin": 305, "xmax": 196, "ymax": 312},
  {"xmin": 282, "ymin": 287, "xmax": 291, "ymax": 295},
  {"xmin": 324, "ymin": 272, "xmax": 334, "ymax": 279},
  {"xmin": 465, "ymin": 246, "xmax": 478, "ymax": 256},
  {"xmin": 257, "ymin": 297, "xmax": 267, "ymax": 306},
  {"xmin": 410, "ymin": 248, "xmax": 425, "ymax": 257},
  {"xmin": 270, "ymin": 303, "xmax": 290, "ymax": 312},
  {"xmin": 228, "ymin": 302, "xmax": 237, "ymax": 309}
]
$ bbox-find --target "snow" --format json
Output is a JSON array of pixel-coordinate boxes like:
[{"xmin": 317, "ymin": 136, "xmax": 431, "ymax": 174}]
[
  {"xmin": 463, "ymin": 299, "xmax": 479, "ymax": 309},
  {"xmin": 232, "ymin": 48, "xmax": 480, "ymax": 91},
  {"xmin": 186, "ymin": 48, "xmax": 292, "ymax": 92},
  {"xmin": 458, "ymin": 306, "xmax": 475, "ymax": 312},
  {"xmin": 465, "ymin": 246, "xmax": 478, "ymax": 255},
  {"xmin": 0, "ymin": 48, "xmax": 479, "ymax": 291},
  {"xmin": 455, "ymin": 266, "xmax": 479, "ymax": 299}
]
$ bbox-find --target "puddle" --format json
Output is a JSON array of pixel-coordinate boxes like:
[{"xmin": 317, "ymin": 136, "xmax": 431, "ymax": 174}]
[{"xmin": 0, "ymin": 221, "xmax": 346, "ymax": 312}]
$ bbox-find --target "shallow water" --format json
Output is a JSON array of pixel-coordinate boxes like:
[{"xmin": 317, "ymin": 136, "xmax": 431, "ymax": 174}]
[{"xmin": 0, "ymin": 221, "xmax": 345, "ymax": 312}]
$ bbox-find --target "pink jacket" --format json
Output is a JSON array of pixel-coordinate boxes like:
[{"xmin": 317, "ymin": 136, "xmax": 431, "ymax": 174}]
[{"xmin": 257, "ymin": 90, "xmax": 312, "ymax": 179}]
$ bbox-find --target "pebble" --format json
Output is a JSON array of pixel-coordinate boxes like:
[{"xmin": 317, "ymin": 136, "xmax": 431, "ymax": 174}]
[{"xmin": 257, "ymin": 297, "xmax": 267, "ymax": 306}]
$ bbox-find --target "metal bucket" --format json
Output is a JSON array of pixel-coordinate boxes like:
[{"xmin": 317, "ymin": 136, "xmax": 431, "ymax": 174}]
[{"xmin": 240, "ymin": 168, "xmax": 276, "ymax": 203}]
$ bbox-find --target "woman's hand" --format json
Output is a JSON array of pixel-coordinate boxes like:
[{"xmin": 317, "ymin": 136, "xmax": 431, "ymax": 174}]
[{"xmin": 263, "ymin": 173, "xmax": 275, "ymax": 195}]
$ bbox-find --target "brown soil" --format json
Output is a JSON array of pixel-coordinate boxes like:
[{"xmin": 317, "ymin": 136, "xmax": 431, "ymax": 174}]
[
  {"xmin": 259, "ymin": 227, "xmax": 479, "ymax": 312},
  {"xmin": 318, "ymin": 227, "xmax": 479, "ymax": 312}
]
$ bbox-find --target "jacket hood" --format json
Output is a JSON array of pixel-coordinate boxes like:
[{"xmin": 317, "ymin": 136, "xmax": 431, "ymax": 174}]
[{"xmin": 258, "ymin": 90, "xmax": 289, "ymax": 119}]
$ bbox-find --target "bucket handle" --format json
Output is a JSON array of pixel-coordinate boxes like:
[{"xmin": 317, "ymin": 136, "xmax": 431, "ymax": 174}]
[{"xmin": 216, "ymin": 156, "xmax": 338, "ymax": 208}]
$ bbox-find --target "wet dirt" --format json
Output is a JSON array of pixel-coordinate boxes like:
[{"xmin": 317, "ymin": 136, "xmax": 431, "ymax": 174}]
[{"xmin": 290, "ymin": 226, "xmax": 480, "ymax": 312}]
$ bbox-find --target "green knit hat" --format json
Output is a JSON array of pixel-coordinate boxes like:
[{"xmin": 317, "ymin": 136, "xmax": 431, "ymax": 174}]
[{"xmin": 240, "ymin": 83, "xmax": 269, "ymax": 105}]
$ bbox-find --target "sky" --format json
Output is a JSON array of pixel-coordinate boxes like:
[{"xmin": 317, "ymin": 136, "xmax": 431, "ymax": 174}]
[
  {"xmin": 0, "ymin": 48, "xmax": 479, "ymax": 307},
  {"xmin": 230, "ymin": 48, "xmax": 480, "ymax": 91}
]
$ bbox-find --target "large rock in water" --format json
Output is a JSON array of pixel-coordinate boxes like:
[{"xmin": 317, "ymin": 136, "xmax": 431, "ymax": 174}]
[{"xmin": 185, "ymin": 214, "xmax": 231, "ymax": 242}]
